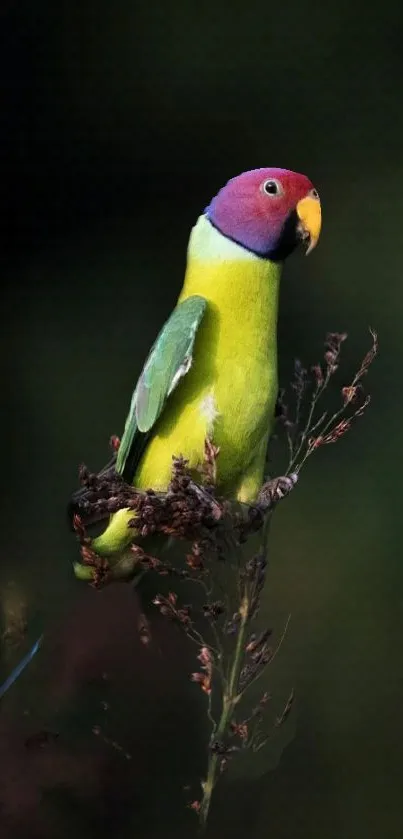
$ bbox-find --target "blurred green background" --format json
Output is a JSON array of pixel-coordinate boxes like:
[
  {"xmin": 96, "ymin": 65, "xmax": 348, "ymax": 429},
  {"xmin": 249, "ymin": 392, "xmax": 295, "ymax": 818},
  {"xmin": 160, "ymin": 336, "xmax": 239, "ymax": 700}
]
[{"xmin": 0, "ymin": 0, "xmax": 401, "ymax": 836}]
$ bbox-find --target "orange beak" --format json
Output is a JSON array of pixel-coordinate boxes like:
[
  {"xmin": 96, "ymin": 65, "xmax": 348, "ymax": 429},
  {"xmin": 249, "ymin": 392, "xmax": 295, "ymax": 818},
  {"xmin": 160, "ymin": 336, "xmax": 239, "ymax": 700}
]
[{"xmin": 296, "ymin": 195, "xmax": 322, "ymax": 255}]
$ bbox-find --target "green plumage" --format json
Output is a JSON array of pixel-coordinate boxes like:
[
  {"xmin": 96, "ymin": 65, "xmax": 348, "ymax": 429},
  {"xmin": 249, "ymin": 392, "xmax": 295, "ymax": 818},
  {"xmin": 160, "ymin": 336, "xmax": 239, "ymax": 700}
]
[{"xmin": 116, "ymin": 295, "xmax": 207, "ymax": 476}]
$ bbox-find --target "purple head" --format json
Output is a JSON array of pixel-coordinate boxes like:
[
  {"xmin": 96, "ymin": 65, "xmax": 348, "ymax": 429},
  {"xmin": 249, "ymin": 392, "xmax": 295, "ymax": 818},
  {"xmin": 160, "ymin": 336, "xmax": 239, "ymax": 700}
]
[{"xmin": 206, "ymin": 167, "xmax": 321, "ymax": 260}]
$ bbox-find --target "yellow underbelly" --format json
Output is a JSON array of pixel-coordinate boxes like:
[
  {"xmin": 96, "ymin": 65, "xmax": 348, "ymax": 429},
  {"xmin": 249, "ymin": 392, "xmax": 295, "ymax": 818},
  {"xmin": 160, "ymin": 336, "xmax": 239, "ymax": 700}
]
[
  {"xmin": 134, "ymin": 360, "xmax": 276, "ymax": 493},
  {"xmin": 135, "ymin": 252, "xmax": 280, "ymax": 493}
]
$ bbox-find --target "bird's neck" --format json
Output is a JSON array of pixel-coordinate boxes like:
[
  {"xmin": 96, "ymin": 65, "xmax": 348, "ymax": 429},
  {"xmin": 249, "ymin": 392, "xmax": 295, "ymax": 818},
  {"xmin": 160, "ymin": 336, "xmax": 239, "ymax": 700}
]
[{"xmin": 179, "ymin": 215, "xmax": 282, "ymax": 356}]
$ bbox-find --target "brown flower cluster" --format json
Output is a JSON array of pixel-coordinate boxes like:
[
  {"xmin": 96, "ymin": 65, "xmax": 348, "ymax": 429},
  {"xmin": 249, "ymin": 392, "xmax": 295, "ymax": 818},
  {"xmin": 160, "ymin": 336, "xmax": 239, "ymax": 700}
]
[
  {"xmin": 69, "ymin": 327, "xmax": 377, "ymax": 828},
  {"xmin": 277, "ymin": 328, "xmax": 377, "ymax": 473}
]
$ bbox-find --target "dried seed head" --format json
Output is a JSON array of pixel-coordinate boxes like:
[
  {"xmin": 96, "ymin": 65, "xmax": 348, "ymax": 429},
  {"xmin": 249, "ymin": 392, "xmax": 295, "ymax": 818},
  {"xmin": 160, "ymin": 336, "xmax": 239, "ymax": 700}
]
[
  {"xmin": 342, "ymin": 385, "xmax": 359, "ymax": 405},
  {"xmin": 202, "ymin": 601, "xmax": 224, "ymax": 620},
  {"xmin": 190, "ymin": 672, "xmax": 211, "ymax": 694},
  {"xmin": 311, "ymin": 363, "xmax": 324, "ymax": 387},
  {"xmin": 197, "ymin": 646, "xmax": 213, "ymax": 668},
  {"xmin": 230, "ymin": 721, "xmax": 249, "ymax": 743}
]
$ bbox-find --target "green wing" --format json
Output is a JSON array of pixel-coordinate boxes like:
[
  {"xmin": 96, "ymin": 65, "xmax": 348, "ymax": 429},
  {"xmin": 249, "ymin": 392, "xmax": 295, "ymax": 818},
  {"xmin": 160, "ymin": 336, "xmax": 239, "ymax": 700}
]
[{"xmin": 116, "ymin": 294, "xmax": 207, "ymax": 478}]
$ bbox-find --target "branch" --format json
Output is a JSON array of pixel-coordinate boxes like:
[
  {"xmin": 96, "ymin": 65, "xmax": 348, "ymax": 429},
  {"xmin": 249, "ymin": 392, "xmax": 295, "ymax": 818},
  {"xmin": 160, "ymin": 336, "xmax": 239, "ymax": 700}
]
[{"xmin": 69, "ymin": 327, "xmax": 377, "ymax": 829}]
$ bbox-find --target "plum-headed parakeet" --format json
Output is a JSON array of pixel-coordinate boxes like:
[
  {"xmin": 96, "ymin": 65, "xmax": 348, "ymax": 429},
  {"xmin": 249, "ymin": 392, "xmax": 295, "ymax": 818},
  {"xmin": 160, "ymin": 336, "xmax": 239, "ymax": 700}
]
[{"xmin": 72, "ymin": 168, "xmax": 321, "ymax": 580}]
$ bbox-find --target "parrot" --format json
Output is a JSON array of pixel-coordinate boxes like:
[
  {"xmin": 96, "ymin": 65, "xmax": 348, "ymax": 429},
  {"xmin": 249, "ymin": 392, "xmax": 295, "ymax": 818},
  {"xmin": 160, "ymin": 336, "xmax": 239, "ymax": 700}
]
[{"xmin": 71, "ymin": 167, "xmax": 321, "ymax": 582}]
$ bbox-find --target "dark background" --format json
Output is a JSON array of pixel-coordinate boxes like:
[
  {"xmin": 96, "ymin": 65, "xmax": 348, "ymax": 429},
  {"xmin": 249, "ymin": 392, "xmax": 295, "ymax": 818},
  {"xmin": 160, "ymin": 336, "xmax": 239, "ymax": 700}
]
[{"xmin": 0, "ymin": 1, "xmax": 401, "ymax": 837}]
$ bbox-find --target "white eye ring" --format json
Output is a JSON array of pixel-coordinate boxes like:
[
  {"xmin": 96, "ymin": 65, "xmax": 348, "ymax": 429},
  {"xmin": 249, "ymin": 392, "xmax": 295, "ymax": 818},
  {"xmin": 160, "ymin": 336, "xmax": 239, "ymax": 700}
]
[
  {"xmin": 310, "ymin": 188, "xmax": 320, "ymax": 200},
  {"xmin": 262, "ymin": 178, "xmax": 284, "ymax": 197}
]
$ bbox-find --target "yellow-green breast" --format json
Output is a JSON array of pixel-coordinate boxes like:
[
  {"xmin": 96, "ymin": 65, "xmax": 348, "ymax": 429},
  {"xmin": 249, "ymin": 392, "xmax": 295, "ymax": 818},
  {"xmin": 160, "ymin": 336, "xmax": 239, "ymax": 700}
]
[{"xmin": 134, "ymin": 215, "xmax": 282, "ymax": 500}]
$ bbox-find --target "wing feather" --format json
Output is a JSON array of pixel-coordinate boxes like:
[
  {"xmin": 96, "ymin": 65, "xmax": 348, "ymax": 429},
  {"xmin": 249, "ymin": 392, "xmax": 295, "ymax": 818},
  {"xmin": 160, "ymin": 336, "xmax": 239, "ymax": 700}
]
[{"xmin": 116, "ymin": 295, "xmax": 207, "ymax": 478}]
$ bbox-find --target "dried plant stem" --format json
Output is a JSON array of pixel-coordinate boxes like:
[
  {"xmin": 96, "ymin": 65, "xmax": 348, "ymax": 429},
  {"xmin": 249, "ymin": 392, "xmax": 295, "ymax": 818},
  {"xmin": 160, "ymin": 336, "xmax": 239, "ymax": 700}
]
[
  {"xmin": 199, "ymin": 594, "xmax": 249, "ymax": 828},
  {"xmin": 199, "ymin": 515, "xmax": 272, "ymax": 828}
]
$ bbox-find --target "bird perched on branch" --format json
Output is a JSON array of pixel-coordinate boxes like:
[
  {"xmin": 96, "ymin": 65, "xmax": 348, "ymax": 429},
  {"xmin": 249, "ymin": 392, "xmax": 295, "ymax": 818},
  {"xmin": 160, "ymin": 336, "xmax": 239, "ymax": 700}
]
[{"xmin": 71, "ymin": 168, "xmax": 321, "ymax": 581}]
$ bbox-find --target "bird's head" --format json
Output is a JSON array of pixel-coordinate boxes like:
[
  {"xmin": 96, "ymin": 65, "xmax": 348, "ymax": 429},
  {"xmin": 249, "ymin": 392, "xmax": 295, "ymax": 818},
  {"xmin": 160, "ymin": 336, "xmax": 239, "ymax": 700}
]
[{"xmin": 206, "ymin": 167, "xmax": 321, "ymax": 260}]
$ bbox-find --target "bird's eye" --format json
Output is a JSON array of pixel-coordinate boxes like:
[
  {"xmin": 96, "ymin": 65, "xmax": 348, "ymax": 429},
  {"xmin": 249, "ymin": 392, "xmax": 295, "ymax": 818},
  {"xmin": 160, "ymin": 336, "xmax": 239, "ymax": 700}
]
[
  {"xmin": 310, "ymin": 188, "xmax": 319, "ymax": 200},
  {"xmin": 262, "ymin": 179, "xmax": 283, "ymax": 197}
]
